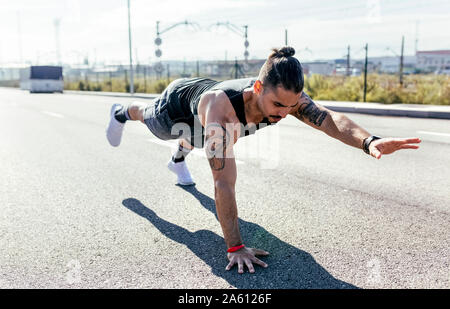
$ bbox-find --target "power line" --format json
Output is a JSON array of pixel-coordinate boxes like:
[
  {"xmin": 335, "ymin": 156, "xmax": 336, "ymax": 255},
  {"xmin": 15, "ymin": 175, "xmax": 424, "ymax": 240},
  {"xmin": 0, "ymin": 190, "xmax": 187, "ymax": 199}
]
[{"xmin": 208, "ymin": 22, "xmax": 249, "ymax": 61}]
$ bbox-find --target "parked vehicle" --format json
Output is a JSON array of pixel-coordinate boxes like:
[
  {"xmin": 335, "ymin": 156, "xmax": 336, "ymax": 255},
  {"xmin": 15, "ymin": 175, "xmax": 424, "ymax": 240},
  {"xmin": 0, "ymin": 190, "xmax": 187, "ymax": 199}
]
[
  {"xmin": 20, "ymin": 66, "xmax": 64, "ymax": 93},
  {"xmin": 435, "ymin": 66, "xmax": 450, "ymax": 75}
]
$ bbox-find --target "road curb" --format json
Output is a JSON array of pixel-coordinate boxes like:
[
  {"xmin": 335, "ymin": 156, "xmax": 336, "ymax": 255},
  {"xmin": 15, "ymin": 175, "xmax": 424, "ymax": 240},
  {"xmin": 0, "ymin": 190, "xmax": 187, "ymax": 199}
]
[
  {"xmin": 321, "ymin": 103, "xmax": 450, "ymax": 120},
  {"xmin": 63, "ymin": 90, "xmax": 158, "ymax": 100}
]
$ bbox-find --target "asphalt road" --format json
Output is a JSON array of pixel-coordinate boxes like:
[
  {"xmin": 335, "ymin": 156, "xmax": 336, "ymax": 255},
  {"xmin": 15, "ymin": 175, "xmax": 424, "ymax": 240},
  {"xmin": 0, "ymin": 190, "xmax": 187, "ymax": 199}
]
[{"xmin": 1, "ymin": 87, "xmax": 449, "ymax": 289}]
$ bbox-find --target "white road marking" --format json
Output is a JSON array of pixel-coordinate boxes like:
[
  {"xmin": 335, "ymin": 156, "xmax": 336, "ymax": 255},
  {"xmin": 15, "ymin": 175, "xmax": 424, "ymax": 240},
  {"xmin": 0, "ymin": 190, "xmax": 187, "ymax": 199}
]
[
  {"xmin": 42, "ymin": 111, "xmax": 64, "ymax": 118},
  {"xmin": 4, "ymin": 100, "xmax": 18, "ymax": 107},
  {"xmin": 417, "ymin": 130, "xmax": 450, "ymax": 138},
  {"xmin": 147, "ymin": 138, "xmax": 245, "ymax": 165}
]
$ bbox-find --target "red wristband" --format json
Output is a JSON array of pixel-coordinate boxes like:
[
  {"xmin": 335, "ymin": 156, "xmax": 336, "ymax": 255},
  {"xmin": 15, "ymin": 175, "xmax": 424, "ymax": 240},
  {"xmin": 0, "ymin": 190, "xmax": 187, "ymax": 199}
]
[{"xmin": 227, "ymin": 244, "xmax": 245, "ymax": 253}]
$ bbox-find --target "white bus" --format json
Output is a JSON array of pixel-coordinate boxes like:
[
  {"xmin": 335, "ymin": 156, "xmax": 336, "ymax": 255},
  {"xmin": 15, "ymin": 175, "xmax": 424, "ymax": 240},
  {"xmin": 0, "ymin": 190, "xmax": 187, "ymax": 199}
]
[{"xmin": 20, "ymin": 66, "xmax": 64, "ymax": 93}]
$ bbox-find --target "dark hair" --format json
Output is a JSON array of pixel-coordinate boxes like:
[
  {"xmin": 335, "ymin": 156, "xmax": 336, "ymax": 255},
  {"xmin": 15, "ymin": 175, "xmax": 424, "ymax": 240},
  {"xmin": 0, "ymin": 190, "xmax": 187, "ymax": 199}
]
[{"xmin": 258, "ymin": 46, "xmax": 304, "ymax": 93}]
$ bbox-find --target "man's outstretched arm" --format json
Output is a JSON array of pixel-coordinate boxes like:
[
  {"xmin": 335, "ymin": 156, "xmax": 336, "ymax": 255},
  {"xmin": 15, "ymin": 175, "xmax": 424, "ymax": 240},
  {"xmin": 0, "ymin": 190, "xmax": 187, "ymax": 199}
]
[{"xmin": 291, "ymin": 92, "xmax": 421, "ymax": 159}]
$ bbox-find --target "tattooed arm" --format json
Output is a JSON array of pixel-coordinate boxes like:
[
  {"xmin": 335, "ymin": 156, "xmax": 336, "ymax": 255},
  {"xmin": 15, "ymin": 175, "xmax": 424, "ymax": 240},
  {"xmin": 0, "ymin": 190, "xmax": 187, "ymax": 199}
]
[
  {"xmin": 291, "ymin": 92, "xmax": 422, "ymax": 159},
  {"xmin": 201, "ymin": 92, "xmax": 269, "ymax": 274},
  {"xmin": 202, "ymin": 93, "xmax": 241, "ymax": 249},
  {"xmin": 291, "ymin": 92, "xmax": 371, "ymax": 150},
  {"xmin": 204, "ymin": 121, "xmax": 242, "ymax": 245}
]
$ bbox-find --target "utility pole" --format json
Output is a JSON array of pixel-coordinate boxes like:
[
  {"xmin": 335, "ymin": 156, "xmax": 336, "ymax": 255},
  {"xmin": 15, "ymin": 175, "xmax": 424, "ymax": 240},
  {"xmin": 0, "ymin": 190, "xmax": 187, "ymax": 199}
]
[
  {"xmin": 127, "ymin": 0, "xmax": 134, "ymax": 94},
  {"xmin": 232, "ymin": 58, "xmax": 245, "ymax": 79},
  {"xmin": 124, "ymin": 69, "xmax": 128, "ymax": 91},
  {"xmin": 346, "ymin": 45, "xmax": 351, "ymax": 76},
  {"xmin": 109, "ymin": 71, "xmax": 113, "ymax": 92},
  {"xmin": 285, "ymin": 29, "xmax": 288, "ymax": 46},
  {"xmin": 166, "ymin": 63, "xmax": 170, "ymax": 83},
  {"xmin": 414, "ymin": 20, "xmax": 419, "ymax": 55},
  {"xmin": 196, "ymin": 60, "xmax": 200, "ymax": 77},
  {"xmin": 363, "ymin": 43, "xmax": 368, "ymax": 102},
  {"xmin": 143, "ymin": 66, "xmax": 147, "ymax": 92},
  {"xmin": 400, "ymin": 35, "xmax": 404, "ymax": 86},
  {"xmin": 243, "ymin": 25, "xmax": 249, "ymax": 62}
]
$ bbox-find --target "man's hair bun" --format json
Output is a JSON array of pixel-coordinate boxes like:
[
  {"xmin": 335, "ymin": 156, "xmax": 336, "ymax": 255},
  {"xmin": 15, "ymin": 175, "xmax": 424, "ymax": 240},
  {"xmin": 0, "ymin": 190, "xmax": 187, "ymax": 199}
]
[
  {"xmin": 259, "ymin": 46, "xmax": 304, "ymax": 93},
  {"xmin": 271, "ymin": 46, "xmax": 296, "ymax": 58}
]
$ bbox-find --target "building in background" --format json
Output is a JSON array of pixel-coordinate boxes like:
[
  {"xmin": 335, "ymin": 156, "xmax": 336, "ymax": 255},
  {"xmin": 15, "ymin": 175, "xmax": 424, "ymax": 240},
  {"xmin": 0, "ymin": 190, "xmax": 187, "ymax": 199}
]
[
  {"xmin": 0, "ymin": 65, "xmax": 25, "ymax": 81},
  {"xmin": 370, "ymin": 56, "xmax": 416, "ymax": 74},
  {"xmin": 416, "ymin": 50, "xmax": 450, "ymax": 73},
  {"xmin": 302, "ymin": 61, "xmax": 336, "ymax": 76}
]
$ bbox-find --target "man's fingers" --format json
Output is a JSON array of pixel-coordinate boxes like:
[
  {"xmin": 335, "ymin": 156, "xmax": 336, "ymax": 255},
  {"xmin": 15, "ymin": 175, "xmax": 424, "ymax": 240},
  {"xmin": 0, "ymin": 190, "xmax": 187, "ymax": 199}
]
[
  {"xmin": 251, "ymin": 257, "xmax": 269, "ymax": 268},
  {"xmin": 238, "ymin": 261, "xmax": 244, "ymax": 274},
  {"xmin": 391, "ymin": 138, "xmax": 421, "ymax": 146},
  {"xmin": 244, "ymin": 259, "xmax": 255, "ymax": 274},
  {"xmin": 225, "ymin": 262, "xmax": 234, "ymax": 271},
  {"xmin": 371, "ymin": 148, "xmax": 382, "ymax": 159},
  {"xmin": 251, "ymin": 248, "xmax": 270, "ymax": 256},
  {"xmin": 225, "ymin": 257, "xmax": 236, "ymax": 271},
  {"xmin": 400, "ymin": 144, "xmax": 420, "ymax": 149},
  {"xmin": 401, "ymin": 138, "xmax": 422, "ymax": 144}
]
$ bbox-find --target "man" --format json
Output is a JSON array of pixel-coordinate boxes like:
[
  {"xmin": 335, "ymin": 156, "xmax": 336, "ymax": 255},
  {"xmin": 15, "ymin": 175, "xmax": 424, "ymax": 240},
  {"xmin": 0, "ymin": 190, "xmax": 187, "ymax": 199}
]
[{"xmin": 106, "ymin": 46, "xmax": 421, "ymax": 274}]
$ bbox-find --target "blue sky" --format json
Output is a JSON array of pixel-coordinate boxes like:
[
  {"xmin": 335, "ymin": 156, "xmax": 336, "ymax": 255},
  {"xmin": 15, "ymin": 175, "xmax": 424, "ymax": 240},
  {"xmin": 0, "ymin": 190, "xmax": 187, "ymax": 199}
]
[{"xmin": 0, "ymin": 0, "xmax": 449, "ymax": 65}]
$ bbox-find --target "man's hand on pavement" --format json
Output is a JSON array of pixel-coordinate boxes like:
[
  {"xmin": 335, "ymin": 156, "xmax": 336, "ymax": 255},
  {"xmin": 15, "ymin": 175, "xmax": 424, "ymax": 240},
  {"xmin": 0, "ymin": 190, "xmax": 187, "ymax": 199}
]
[{"xmin": 225, "ymin": 247, "xmax": 269, "ymax": 274}]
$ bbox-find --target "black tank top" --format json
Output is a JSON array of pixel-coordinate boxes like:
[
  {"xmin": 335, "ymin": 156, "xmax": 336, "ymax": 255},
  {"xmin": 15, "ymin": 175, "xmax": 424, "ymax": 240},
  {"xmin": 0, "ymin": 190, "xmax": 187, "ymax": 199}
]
[{"xmin": 167, "ymin": 77, "xmax": 274, "ymax": 137}]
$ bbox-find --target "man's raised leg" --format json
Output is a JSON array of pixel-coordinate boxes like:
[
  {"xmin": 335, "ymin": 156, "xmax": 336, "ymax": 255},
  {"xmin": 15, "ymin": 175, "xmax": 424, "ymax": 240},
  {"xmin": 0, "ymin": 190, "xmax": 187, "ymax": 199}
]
[{"xmin": 106, "ymin": 101, "xmax": 147, "ymax": 147}]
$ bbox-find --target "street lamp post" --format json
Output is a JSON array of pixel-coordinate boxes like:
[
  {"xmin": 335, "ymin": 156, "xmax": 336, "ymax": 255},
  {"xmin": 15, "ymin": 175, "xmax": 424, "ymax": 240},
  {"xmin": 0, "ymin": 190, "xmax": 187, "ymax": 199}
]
[
  {"xmin": 127, "ymin": 0, "xmax": 134, "ymax": 94},
  {"xmin": 154, "ymin": 20, "xmax": 200, "ymax": 79}
]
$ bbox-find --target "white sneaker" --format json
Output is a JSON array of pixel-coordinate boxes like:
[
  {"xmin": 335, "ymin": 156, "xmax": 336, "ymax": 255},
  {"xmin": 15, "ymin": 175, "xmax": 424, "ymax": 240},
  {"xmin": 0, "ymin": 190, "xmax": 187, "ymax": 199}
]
[
  {"xmin": 106, "ymin": 104, "xmax": 125, "ymax": 147},
  {"xmin": 167, "ymin": 159, "xmax": 195, "ymax": 186}
]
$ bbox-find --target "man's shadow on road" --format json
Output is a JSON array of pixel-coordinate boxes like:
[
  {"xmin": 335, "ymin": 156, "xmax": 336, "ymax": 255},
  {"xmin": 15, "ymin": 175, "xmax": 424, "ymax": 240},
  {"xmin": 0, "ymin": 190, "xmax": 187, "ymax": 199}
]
[{"xmin": 122, "ymin": 186, "xmax": 358, "ymax": 289}]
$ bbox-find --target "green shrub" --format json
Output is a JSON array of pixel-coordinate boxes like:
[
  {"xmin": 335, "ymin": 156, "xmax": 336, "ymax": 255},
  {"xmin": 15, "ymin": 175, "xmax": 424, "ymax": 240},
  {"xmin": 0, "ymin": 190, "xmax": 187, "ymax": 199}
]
[
  {"xmin": 304, "ymin": 74, "xmax": 450, "ymax": 105},
  {"xmin": 64, "ymin": 74, "xmax": 449, "ymax": 105}
]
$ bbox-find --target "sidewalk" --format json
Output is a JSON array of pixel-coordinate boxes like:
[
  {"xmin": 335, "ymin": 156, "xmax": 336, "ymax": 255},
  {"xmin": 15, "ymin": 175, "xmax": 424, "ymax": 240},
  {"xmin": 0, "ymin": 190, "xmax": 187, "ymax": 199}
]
[
  {"xmin": 320, "ymin": 100, "xmax": 450, "ymax": 120},
  {"xmin": 62, "ymin": 90, "xmax": 450, "ymax": 120}
]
